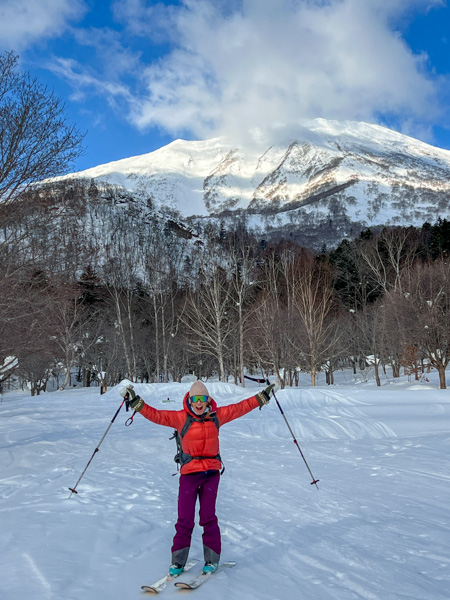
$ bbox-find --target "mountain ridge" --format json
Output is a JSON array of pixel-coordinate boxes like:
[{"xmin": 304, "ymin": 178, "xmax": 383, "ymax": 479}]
[{"xmin": 61, "ymin": 118, "xmax": 450, "ymax": 248}]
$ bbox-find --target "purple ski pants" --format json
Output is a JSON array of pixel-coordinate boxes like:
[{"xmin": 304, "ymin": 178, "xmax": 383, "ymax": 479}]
[{"xmin": 171, "ymin": 470, "xmax": 221, "ymax": 558}]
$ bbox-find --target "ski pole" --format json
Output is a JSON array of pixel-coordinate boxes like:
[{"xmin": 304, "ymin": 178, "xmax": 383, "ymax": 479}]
[
  {"xmin": 244, "ymin": 374, "xmax": 320, "ymax": 490},
  {"xmin": 68, "ymin": 397, "xmax": 130, "ymax": 498}
]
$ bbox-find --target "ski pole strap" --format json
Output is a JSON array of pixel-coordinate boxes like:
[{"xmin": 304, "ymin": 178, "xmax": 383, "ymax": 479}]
[{"xmin": 125, "ymin": 410, "xmax": 137, "ymax": 427}]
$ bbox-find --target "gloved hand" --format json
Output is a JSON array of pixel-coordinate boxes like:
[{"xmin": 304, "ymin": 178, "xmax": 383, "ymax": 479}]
[
  {"xmin": 120, "ymin": 385, "xmax": 135, "ymax": 399},
  {"xmin": 119, "ymin": 385, "xmax": 145, "ymax": 412},
  {"xmin": 255, "ymin": 381, "xmax": 279, "ymax": 406}
]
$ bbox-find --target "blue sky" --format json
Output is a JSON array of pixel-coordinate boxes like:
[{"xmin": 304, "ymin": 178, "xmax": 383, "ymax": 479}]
[{"xmin": 1, "ymin": 0, "xmax": 450, "ymax": 172}]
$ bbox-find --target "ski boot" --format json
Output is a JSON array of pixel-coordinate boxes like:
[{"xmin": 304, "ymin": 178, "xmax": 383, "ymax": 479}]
[
  {"xmin": 202, "ymin": 561, "xmax": 219, "ymax": 574},
  {"xmin": 169, "ymin": 563, "xmax": 184, "ymax": 577}
]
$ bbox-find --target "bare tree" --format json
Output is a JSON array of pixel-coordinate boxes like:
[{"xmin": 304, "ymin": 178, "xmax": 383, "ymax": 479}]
[
  {"xmin": 17, "ymin": 351, "xmax": 56, "ymax": 396},
  {"xmin": 248, "ymin": 246, "xmax": 297, "ymax": 388},
  {"xmin": 100, "ymin": 207, "xmax": 148, "ymax": 382},
  {"xmin": 398, "ymin": 260, "xmax": 450, "ymax": 389},
  {"xmin": 0, "ymin": 51, "xmax": 84, "ymax": 204},
  {"xmin": 291, "ymin": 251, "xmax": 343, "ymax": 386},
  {"xmin": 0, "ymin": 261, "xmax": 54, "ymax": 386},
  {"xmin": 382, "ymin": 290, "xmax": 413, "ymax": 378},
  {"xmin": 225, "ymin": 232, "xmax": 259, "ymax": 386},
  {"xmin": 359, "ymin": 227, "xmax": 421, "ymax": 295},
  {"xmin": 352, "ymin": 301, "xmax": 390, "ymax": 386},
  {"xmin": 142, "ymin": 223, "xmax": 188, "ymax": 383},
  {"xmin": 104, "ymin": 267, "xmax": 140, "ymax": 382},
  {"xmin": 182, "ymin": 242, "xmax": 234, "ymax": 382},
  {"xmin": 42, "ymin": 285, "xmax": 103, "ymax": 391},
  {"xmin": 248, "ymin": 291, "xmax": 292, "ymax": 386}
]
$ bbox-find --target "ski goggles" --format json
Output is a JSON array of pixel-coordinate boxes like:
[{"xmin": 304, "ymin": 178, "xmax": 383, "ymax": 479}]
[{"xmin": 190, "ymin": 395, "xmax": 209, "ymax": 403}]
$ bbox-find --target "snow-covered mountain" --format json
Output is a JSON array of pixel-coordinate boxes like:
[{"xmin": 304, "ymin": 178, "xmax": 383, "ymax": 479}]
[{"xmin": 66, "ymin": 118, "xmax": 450, "ymax": 247}]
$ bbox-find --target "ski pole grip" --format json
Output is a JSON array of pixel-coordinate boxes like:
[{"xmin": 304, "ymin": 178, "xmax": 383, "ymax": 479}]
[{"xmin": 244, "ymin": 374, "xmax": 267, "ymax": 384}]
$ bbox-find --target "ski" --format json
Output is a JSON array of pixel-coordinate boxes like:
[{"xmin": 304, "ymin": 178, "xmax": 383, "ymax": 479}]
[
  {"xmin": 141, "ymin": 560, "xmax": 198, "ymax": 594},
  {"xmin": 174, "ymin": 561, "xmax": 236, "ymax": 590}
]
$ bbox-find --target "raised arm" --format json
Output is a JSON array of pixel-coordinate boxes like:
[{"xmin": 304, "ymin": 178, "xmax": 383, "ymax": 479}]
[
  {"xmin": 216, "ymin": 383, "xmax": 276, "ymax": 426},
  {"xmin": 120, "ymin": 385, "xmax": 184, "ymax": 429}
]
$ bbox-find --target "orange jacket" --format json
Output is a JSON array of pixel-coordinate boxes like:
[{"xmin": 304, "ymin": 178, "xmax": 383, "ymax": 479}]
[{"xmin": 140, "ymin": 391, "xmax": 260, "ymax": 474}]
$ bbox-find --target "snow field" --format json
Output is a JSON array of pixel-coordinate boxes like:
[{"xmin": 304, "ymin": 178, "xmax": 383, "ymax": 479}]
[{"xmin": 1, "ymin": 374, "xmax": 449, "ymax": 599}]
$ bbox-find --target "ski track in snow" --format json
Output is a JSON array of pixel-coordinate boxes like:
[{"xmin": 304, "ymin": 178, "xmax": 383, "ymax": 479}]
[{"xmin": 1, "ymin": 375, "xmax": 450, "ymax": 599}]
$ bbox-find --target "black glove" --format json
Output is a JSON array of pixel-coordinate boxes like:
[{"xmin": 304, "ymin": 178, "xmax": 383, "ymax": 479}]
[{"xmin": 119, "ymin": 385, "xmax": 145, "ymax": 412}]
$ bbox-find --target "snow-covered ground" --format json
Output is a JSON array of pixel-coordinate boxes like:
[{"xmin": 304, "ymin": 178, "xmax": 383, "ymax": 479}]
[{"xmin": 1, "ymin": 370, "xmax": 449, "ymax": 600}]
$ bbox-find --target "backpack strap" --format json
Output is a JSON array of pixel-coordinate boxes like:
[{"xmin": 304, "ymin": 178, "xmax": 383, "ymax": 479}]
[
  {"xmin": 181, "ymin": 412, "xmax": 219, "ymax": 437},
  {"xmin": 180, "ymin": 413, "xmax": 194, "ymax": 438}
]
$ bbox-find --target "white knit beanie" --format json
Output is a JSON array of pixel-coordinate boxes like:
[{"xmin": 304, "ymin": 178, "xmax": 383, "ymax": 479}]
[{"xmin": 189, "ymin": 380, "xmax": 209, "ymax": 397}]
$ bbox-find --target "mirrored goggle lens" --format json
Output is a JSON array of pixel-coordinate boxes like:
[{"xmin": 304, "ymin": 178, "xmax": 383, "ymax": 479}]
[{"xmin": 190, "ymin": 395, "xmax": 209, "ymax": 403}]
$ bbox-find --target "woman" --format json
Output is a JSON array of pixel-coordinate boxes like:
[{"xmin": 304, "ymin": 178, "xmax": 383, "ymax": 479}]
[{"xmin": 120, "ymin": 380, "xmax": 275, "ymax": 576}]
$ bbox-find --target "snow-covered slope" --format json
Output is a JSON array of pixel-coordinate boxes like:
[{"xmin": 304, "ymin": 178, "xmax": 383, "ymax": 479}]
[
  {"xmin": 1, "ymin": 371, "xmax": 450, "ymax": 599},
  {"xmin": 68, "ymin": 119, "xmax": 450, "ymax": 237}
]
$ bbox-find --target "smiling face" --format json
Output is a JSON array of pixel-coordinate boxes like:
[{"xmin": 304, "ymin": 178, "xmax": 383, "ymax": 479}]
[{"xmin": 190, "ymin": 395, "xmax": 209, "ymax": 415}]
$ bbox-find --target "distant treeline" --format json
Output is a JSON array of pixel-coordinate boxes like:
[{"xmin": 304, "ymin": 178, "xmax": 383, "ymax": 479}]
[{"xmin": 1, "ymin": 179, "xmax": 450, "ymax": 393}]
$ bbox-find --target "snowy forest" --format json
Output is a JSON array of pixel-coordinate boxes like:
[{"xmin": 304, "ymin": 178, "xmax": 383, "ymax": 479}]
[{"xmin": 1, "ymin": 177, "xmax": 450, "ymax": 394}]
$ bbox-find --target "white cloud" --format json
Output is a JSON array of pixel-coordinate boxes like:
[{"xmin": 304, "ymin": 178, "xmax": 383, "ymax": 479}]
[
  {"xmin": 111, "ymin": 0, "xmax": 178, "ymax": 41},
  {"xmin": 47, "ymin": 56, "xmax": 132, "ymax": 104},
  {"xmin": 43, "ymin": 26, "xmax": 139, "ymax": 112},
  {"xmin": 0, "ymin": 0, "xmax": 86, "ymax": 50},
  {"xmin": 71, "ymin": 26, "xmax": 142, "ymax": 80},
  {"xmin": 124, "ymin": 0, "xmax": 445, "ymax": 143}
]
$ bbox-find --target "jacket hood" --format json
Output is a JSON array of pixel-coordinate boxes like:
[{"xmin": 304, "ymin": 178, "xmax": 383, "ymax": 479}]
[{"xmin": 183, "ymin": 391, "xmax": 218, "ymax": 417}]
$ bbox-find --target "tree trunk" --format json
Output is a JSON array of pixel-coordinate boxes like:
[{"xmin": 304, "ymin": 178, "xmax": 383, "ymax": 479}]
[
  {"xmin": 311, "ymin": 366, "xmax": 316, "ymax": 386},
  {"xmin": 153, "ymin": 295, "xmax": 160, "ymax": 383},
  {"xmin": 113, "ymin": 289, "xmax": 133, "ymax": 381},
  {"xmin": 160, "ymin": 298, "xmax": 169, "ymax": 383},
  {"xmin": 59, "ymin": 368, "xmax": 71, "ymax": 391},
  {"xmin": 59, "ymin": 347, "xmax": 74, "ymax": 390},
  {"xmin": 438, "ymin": 365, "xmax": 447, "ymax": 389},
  {"xmin": 218, "ymin": 349, "xmax": 225, "ymax": 382},
  {"xmin": 83, "ymin": 368, "xmax": 91, "ymax": 387},
  {"xmin": 239, "ymin": 304, "xmax": 245, "ymax": 387},
  {"xmin": 215, "ymin": 308, "xmax": 226, "ymax": 382},
  {"xmin": 374, "ymin": 360, "xmax": 381, "ymax": 386},
  {"xmin": 392, "ymin": 361, "xmax": 400, "ymax": 378}
]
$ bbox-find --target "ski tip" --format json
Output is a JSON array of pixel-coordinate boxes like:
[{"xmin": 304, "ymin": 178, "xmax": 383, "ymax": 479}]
[
  {"xmin": 141, "ymin": 586, "xmax": 158, "ymax": 594},
  {"xmin": 174, "ymin": 582, "xmax": 194, "ymax": 589}
]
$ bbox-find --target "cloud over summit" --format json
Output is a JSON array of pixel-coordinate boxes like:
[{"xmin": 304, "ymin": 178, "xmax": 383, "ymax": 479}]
[{"xmin": 129, "ymin": 0, "xmax": 443, "ymax": 142}]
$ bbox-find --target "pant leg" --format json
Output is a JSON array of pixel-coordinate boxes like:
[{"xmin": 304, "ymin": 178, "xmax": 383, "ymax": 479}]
[
  {"xmin": 171, "ymin": 473, "xmax": 200, "ymax": 564},
  {"xmin": 198, "ymin": 471, "xmax": 221, "ymax": 561}
]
